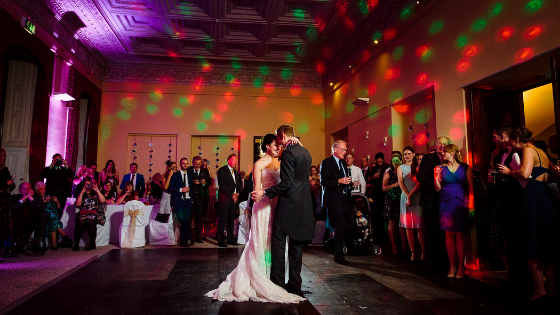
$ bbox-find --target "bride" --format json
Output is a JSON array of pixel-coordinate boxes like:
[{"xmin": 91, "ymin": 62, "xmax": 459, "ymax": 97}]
[{"xmin": 206, "ymin": 134, "xmax": 305, "ymax": 303}]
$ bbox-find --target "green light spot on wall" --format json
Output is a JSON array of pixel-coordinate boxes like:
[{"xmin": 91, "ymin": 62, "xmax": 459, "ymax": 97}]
[
  {"xmin": 372, "ymin": 30, "xmax": 382, "ymax": 41},
  {"xmin": 149, "ymin": 92, "xmax": 163, "ymax": 103},
  {"xmin": 357, "ymin": 89, "xmax": 368, "ymax": 98},
  {"xmin": 358, "ymin": 0, "xmax": 369, "ymax": 15},
  {"xmin": 225, "ymin": 73, "xmax": 235, "ymax": 83},
  {"xmin": 393, "ymin": 46, "xmax": 404, "ymax": 60},
  {"xmin": 293, "ymin": 8, "xmax": 304, "ymax": 20},
  {"xmin": 254, "ymin": 77, "xmax": 264, "ymax": 88},
  {"xmin": 488, "ymin": 3, "xmax": 503, "ymax": 17},
  {"xmin": 202, "ymin": 110, "xmax": 213, "ymax": 120},
  {"xmin": 120, "ymin": 98, "xmax": 137, "ymax": 110},
  {"xmin": 429, "ymin": 19, "xmax": 445, "ymax": 34},
  {"xmin": 281, "ymin": 69, "xmax": 292, "ymax": 80},
  {"xmin": 116, "ymin": 110, "xmax": 131, "ymax": 121},
  {"xmin": 421, "ymin": 49, "xmax": 433, "ymax": 62},
  {"xmin": 456, "ymin": 35, "xmax": 468, "ymax": 48},
  {"xmin": 525, "ymin": 0, "xmax": 542, "ymax": 12},
  {"xmin": 321, "ymin": 108, "xmax": 332, "ymax": 119},
  {"xmin": 388, "ymin": 90, "xmax": 404, "ymax": 103},
  {"xmin": 368, "ymin": 105, "xmax": 379, "ymax": 119},
  {"xmin": 400, "ymin": 5, "xmax": 413, "ymax": 20},
  {"xmin": 197, "ymin": 122, "xmax": 207, "ymax": 131},
  {"xmin": 101, "ymin": 126, "xmax": 111, "ymax": 140},
  {"xmin": 415, "ymin": 110, "xmax": 431, "ymax": 123},
  {"xmin": 471, "ymin": 19, "xmax": 487, "ymax": 32},
  {"xmin": 260, "ymin": 65, "xmax": 270, "ymax": 75},
  {"xmin": 346, "ymin": 102, "xmax": 355, "ymax": 113},
  {"xmin": 179, "ymin": 97, "xmax": 189, "ymax": 106},
  {"xmin": 285, "ymin": 54, "xmax": 297, "ymax": 63},
  {"xmin": 306, "ymin": 27, "xmax": 318, "ymax": 41},
  {"xmin": 146, "ymin": 105, "xmax": 159, "ymax": 115},
  {"xmin": 297, "ymin": 122, "xmax": 309, "ymax": 134},
  {"xmin": 205, "ymin": 42, "xmax": 213, "ymax": 50},
  {"xmin": 218, "ymin": 136, "xmax": 229, "ymax": 145},
  {"xmin": 172, "ymin": 108, "xmax": 184, "ymax": 117},
  {"xmin": 388, "ymin": 124, "xmax": 401, "ymax": 137},
  {"xmin": 232, "ymin": 61, "xmax": 241, "ymax": 70}
]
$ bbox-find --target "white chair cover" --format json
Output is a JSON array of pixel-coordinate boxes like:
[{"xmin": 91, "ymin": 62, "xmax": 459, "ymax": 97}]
[
  {"xmin": 119, "ymin": 201, "xmax": 147, "ymax": 248},
  {"xmin": 237, "ymin": 201, "xmax": 251, "ymax": 244},
  {"xmin": 148, "ymin": 212, "xmax": 177, "ymax": 246}
]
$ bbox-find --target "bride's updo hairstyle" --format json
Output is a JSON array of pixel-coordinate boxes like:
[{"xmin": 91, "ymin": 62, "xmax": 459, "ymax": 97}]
[
  {"xmin": 260, "ymin": 134, "xmax": 277, "ymax": 156},
  {"xmin": 509, "ymin": 126, "xmax": 533, "ymax": 143}
]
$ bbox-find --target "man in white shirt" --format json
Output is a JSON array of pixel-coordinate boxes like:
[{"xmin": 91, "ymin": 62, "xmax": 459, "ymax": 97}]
[{"xmin": 345, "ymin": 153, "xmax": 366, "ymax": 194}]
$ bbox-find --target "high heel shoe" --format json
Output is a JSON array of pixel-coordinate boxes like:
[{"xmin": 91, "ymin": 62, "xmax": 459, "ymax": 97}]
[
  {"xmin": 391, "ymin": 248, "xmax": 398, "ymax": 256},
  {"xmin": 410, "ymin": 251, "xmax": 417, "ymax": 262},
  {"xmin": 447, "ymin": 267, "xmax": 457, "ymax": 278}
]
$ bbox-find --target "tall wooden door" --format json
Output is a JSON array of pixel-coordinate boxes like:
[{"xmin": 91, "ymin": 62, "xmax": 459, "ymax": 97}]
[{"xmin": 2, "ymin": 60, "xmax": 37, "ymax": 189}]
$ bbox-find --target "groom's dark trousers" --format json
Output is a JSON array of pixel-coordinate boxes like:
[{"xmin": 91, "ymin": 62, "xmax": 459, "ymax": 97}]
[{"xmin": 271, "ymin": 223, "xmax": 304, "ymax": 291}]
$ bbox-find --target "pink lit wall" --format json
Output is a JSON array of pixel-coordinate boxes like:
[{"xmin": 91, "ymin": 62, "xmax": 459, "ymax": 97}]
[
  {"xmin": 98, "ymin": 83, "xmax": 325, "ymax": 178},
  {"xmin": 324, "ymin": 0, "xmax": 560, "ymax": 158}
]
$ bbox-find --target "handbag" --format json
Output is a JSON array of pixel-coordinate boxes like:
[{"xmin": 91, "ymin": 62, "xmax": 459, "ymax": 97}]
[{"xmin": 155, "ymin": 213, "xmax": 170, "ymax": 223}]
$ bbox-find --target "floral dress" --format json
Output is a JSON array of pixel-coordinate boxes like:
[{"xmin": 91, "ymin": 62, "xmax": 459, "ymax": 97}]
[
  {"xmin": 383, "ymin": 170, "xmax": 402, "ymax": 220},
  {"xmin": 78, "ymin": 194, "xmax": 104, "ymax": 220},
  {"xmin": 45, "ymin": 200, "xmax": 63, "ymax": 234}
]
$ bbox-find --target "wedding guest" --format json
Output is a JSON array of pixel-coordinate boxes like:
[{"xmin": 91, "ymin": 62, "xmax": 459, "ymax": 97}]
[
  {"xmin": 101, "ymin": 160, "xmax": 119, "ymax": 186},
  {"xmin": 361, "ymin": 156, "xmax": 370, "ymax": 177},
  {"xmin": 0, "ymin": 148, "xmax": 15, "ymax": 254},
  {"xmin": 89, "ymin": 162, "xmax": 100, "ymax": 184},
  {"xmin": 148, "ymin": 172, "xmax": 163, "ymax": 199},
  {"xmin": 116, "ymin": 181, "xmax": 140, "ymax": 204},
  {"xmin": 417, "ymin": 136, "xmax": 450, "ymax": 270},
  {"xmin": 417, "ymin": 153, "xmax": 425, "ymax": 166},
  {"xmin": 120, "ymin": 163, "xmax": 145, "ymax": 198},
  {"xmin": 498, "ymin": 126, "xmax": 560, "ymax": 301},
  {"xmin": 157, "ymin": 161, "xmax": 176, "ymax": 220},
  {"xmin": 397, "ymin": 146, "xmax": 425, "ymax": 262},
  {"xmin": 35, "ymin": 182, "xmax": 72, "ymax": 250},
  {"xmin": 434, "ymin": 144, "xmax": 474, "ymax": 279},
  {"xmin": 100, "ymin": 181, "xmax": 118, "ymax": 205},
  {"xmin": 169, "ymin": 158, "xmax": 195, "ymax": 247},
  {"xmin": 40, "ymin": 153, "xmax": 74, "ymax": 216},
  {"xmin": 74, "ymin": 178, "xmax": 105, "ymax": 251},
  {"xmin": 187, "ymin": 156, "xmax": 211, "ymax": 243},
  {"xmin": 72, "ymin": 166, "xmax": 88, "ymax": 197},
  {"xmin": 382, "ymin": 152, "xmax": 406, "ymax": 256},
  {"xmin": 309, "ymin": 165, "xmax": 320, "ymax": 182},
  {"xmin": 345, "ymin": 152, "xmax": 366, "ymax": 194},
  {"xmin": 10, "ymin": 182, "xmax": 46, "ymax": 253},
  {"xmin": 368, "ymin": 152, "xmax": 390, "ymax": 244}
]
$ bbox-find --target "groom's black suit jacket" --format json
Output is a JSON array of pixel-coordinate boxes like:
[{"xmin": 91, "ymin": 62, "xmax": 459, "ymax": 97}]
[{"xmin": 265, "ymin": 144, "xmax": 314, "ymax": 241}]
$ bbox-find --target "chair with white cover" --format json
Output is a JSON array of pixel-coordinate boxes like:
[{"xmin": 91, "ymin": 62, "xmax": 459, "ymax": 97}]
[
  {"xmin": 148, "ymin": 212, "xmax": 177, "ymax": 246},
  {"xmin": 120, "ymin": 201, "xmax": 147, "ymax": 248},
  {"xmin": 237, "ymin": 201, "xmax": 251, "ymax": 245}
]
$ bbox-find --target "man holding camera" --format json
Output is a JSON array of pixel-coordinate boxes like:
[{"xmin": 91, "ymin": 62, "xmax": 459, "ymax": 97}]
[{"xmin": 40, "ymin": 153, "xmax": 74, "ymax": 218}]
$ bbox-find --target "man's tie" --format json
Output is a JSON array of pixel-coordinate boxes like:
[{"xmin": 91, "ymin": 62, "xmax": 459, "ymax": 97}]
[
  {"xmin": 131, "ymin": 174, "xmax": 135, "ymax": 189},
  {"xmin": 182, "ymin": 173, "xmax": 187, "ymax": 199},
  {"xmin": 338, "ymin": 160, "xmax": 350, "ymax": 194}
]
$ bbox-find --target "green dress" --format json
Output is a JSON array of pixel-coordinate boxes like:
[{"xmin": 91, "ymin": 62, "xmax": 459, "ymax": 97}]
[{"xmin": 45, "ymin": 200, "xmax": 63, "ymax": 234}]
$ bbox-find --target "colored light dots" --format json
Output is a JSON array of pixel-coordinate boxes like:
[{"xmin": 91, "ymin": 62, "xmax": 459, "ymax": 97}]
[
  {"xmin": 415, "ymin": 133, "xmax": 428, "ymax": 145},
  {"xmin": 235, "ymin": 129, "xmax": 247, "ymax": 140},
  {"xmin": 367, "ymin": 105, "xmax": 379, "ymax": 118},
  {"xmin": 293, "ymin": 8, "xmax": 304, "ymax": 20},
  {"xmin": 462, "ymin": 45, "xmax": 479, "ymax": 57},
  {"xmin": 172, "ymin": 108, "xmax": 184, "ymax": 118},
  {"xmin": 306, "ymin": 27, "xmax": 318, "ymax": 41},
  {"xmin": 202, "ymin": 110, "xmax": 213, "ymax": 120},
  {"xmin": 281, "ymin": 69, "xmax": 293, "ymax": 80},
  {"xmin": 429, "ymin": 19, "xmax": 445, "ymax": 34},
  {"xmin": 146, "ymin": 105, "xmax": 159, "ymax": 115},
  {"xmin": 257, "ymin": 96, "xmax": 268, "ymax": 106},
  {"xmin": 393, "ymin": 46, "xmax": 404, "ymax": 60},
  {"xmin": 224, "ymin": 92, "xmax": 234, "ymax": 102},
  {"xmin": 416, "ymin": 73, "xmax": 428, "ymax": 84},
  {"xmin": 367, "ymin": 83, "xmax": 377, "ymax": 96},
  {"xmin": 101, "ymin": 126, "xmax": 111, "ymax": 140},
  {"xmin": 420, "ymin": 49, "xmax": 433, "ymax": 62},
  {"xmin": 400, "ymin": 5, "xmax": 413, "ymax": 20},
  {"xmin": 179, "ymin": 97, "xmax": 189, "ymax": 106},
  {"xmin": 384, "ymin": 28, "xmax": 396, "ymax": 40},
  {"xmin": 524, "ymin": 0, "xmax": 543, "ymax": 13},
  {"xmin": 321, "ymin": 108, "xmax": 333, "ymax": 119},
  {"xmin": 372, "ymin": 30, "xmax": 382, "ymax": 42},
  {"xmin": 455, "ymin": 35, "xmax": 468, "ymax": 48},
  {"xmin": 254, "ymin": 77, "xmax": 264, "ymax": 88},
  {"xmin": 197, "ymin": 122, "xmax": 207, "ymax": 131},
  {"xmin": 456, "ymin": 58, "xmax": 470, "ymax": 72},
  {"xmin": 346, "ymin": 102, "xmax": 355, "ymax": 113},
  {"xmin": 230, "ymin": 78, "xmax": 241, "ymax": 88},
  {"xmin": 453, "ymin": 111, "xmax": 466, "ymax": 124},
  {"xmin": 212, "ymin": 113, "xmax": 222, "ymax": 123},
  {"xmin": 232, "ymin": 61, "xmax": 241, "ymax": 70},
  {"xmin": 450, "ymin": 127, "xmax": 464, "ymax": 141},
  {"xmin": 264, "ymin": 82, "xmax": 274, "ymax": 94},
  {"xmin": 120, "ymin": 97, "xmax": 137, "ymax": 110},
  {"xmin": 218, "ymin": 136, "xmax": 229, "ymax": 146},
  {"xmin": 297, "ymin": 122, "xmax": 309, "ymax": 134},
  {"xmin": 281, "ymin": 112, "xmax": 294, "ymax": 123},
  {"xmin": 488, "ymin": 3, "xmax": 503, "ymax": 17},
  {"xmin": 416, "ymin": 46, "xmax": 429, "ymax": 57},
  {"xmin": 523, "ymin": 26, "xmax": 542, "ymax": 40},
  {"xmin": 149, "ymin": 91, "xmax": 162, "ymax": 102},
  {"xmin": 388, "ymin": 124, "xmax": 401, "ymax": 137},
  {"xmin": 389, "ymin": 90, "xmax": 404, "ymax": 103},
  {"xmin": 385, "ymin": 68, "xmax": 401, "ymax": 80},
  {"xmin": 315, "ymin": 61, "xmax": 325, "ymax": 74},
  {"xmin": 361, "ymin": 50, "xmax": 371, "ymax": 62},
  {"xmin": 471, "ymin": 19, "xmax": 487, "ymax": 32},
  {"xmin": 311, "ymin": 94, "xmax": 323, "ymax": 105},
  {"xmin": 497, "ymin": 27, "xmax": 514, "ymax": 41},
  {"xmin": 290, "ymin": 85, "xmax": 302, "ymax": 96},
  {"xmin": 117, "ymin": 110, "xmax": 131, "ymax": 121},
  {"xmin": 260, "ymin": 65, "xmax": 270, "ymax": 75},
  {"xmin": 514, "ymin": 48, "xmax": 534, "ymax": 63},
  {"xmin": 415, "ymin": 110, "xmax": 430, "ymax": 123},
  {"xmin": 218, "ymin": 103, "xmax": 228, "ymax": 112}
]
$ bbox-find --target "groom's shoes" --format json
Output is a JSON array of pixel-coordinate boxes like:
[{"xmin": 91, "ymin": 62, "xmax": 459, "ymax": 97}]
[
  {"xmin": 218, "ymin": 242, "xmax": 228, "ymax": 248},
  {"xmin": 285, "ymin": 285, "xmax": 305, "ymax": 298},
  {"xmin": 334, "ymin": 257, "xmax": 351, "ymax": 266}
]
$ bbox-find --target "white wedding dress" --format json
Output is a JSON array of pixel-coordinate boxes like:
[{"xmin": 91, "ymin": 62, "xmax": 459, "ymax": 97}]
[{"xmin": 206, "ymin": 168, "xmax": 305, "ymax": 303}]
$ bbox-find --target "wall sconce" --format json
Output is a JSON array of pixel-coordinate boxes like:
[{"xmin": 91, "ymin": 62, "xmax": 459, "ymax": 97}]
[
  {"xmin": 424, "ymin": 122, "xmax": 428, "ymax": 128},
  {"xmin": 407, "ymin": 125, "xmax": 414, "ymax": 131},
  {"xmin": 366, "ymin": 131, "xmax": 369, "ymax": 139},
  {"xmin": 383, "ymin": 137, "xmax": 387, "ymax": 146},
  {"xmin": 52, "ymin": 92, "xmax": 75, "ymax": 102},
  {"xmin": 351, "ymin": 98, "xmax": 369, "ymax": 106},
  {"xmin": 65, "ymin": 59, "xmax": 73, "ymax": 67},
  {"xmin": 50, "ymin": 44, "xmax": 57, "ymax": 54},
  {"xmin": 426, "ymin": 131, "xmax": 431, "ymax": 139}
]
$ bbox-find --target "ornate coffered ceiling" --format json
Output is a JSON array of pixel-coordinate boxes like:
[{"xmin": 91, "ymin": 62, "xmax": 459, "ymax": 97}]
[{"xmin": 13, "ymin": 0, "xmax": 415, "ymax": 89}]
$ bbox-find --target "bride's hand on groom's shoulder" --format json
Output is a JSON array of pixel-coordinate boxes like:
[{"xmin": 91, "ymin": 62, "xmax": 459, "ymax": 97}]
[{"xmin": 287, "ymin": 137, "xmax": 302, "ymax": 147}]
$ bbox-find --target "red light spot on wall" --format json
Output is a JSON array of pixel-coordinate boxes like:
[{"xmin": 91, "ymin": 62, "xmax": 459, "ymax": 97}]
[
  {"xmin": 453, "ymin": 111, "xmax": 466, "ymax": 124},
  {"xmin": 311, "ymin": 94, "xmax": 323, "ymax": 105},
  {"xmin": 462, "ymin": 45, "xmax": 479, "ymax": 57},
  {"xmin": 224, "ymin": 92, "xmax": 234, "ymax": 102},
  {"xmin": 368, "ymin": 83, "xmax": 377, "ymax": 95},
  {"xmin": 230, "ymin": 78, "xmax": 241, "ymax": 88},
  {"xmin": 523, "ymin": 26, "xmax": 542, "ymax": 40},
  {"xmin": 218, "ymin": 103, "xmax": 228, "ymax": 112},
  {"xmin": 341, "ymin": 85, "xmax": 349, "ymax": 94},
  {"xmin": 281, "ymin": 112, "xmax": 294, "ymax": 123},
  {"xmin": 450, "ymin": 127, "xmax": 464, "ymax": 140},
  {"xmin": 264, "ymin": 82, "xmax": 274, "ymax": 94},
  {"xmin": 192, "ymin": 77, "xmax": 204, "ymax": 91},
  {"xmin": 290, "ymin": 85, "xmax": 302, "ymax": 96},
  {"xmin": 343, "ymin": 17, "xmax": 354, "ymax": 31},
  {"xmin": 321, "ymin": 47, "xmax": 333, "ymax": 59},
  {"xmin": 415, "ymin": 133, "xmax": 428, "ymax": 145},
  {"xmin": 213, "ymin": 113, "xmax": 223, "ymax": 122},
  {"xmin": 383, "ymin": 28, "xmax": 396, "ymax": 40},
  {"xmin": 385, "ymin": 68, "xmax": 401, "ymax": 80},
  {"xmin": 416, "ymin": 73, "xmax": 428, "ymax": 84},
  {"xmin": 361, "ymin": 49, "xmax": 371, "ymax": 62},
  {"xmin": 497, "ymin": 27, "xmax": 514, "ymax": 42},
  {"xmin": 235, "ymin": 129, "xmax": 246, "ymax": 140},
  {"xmin": 257, "ymin": 96, "xmax": 268, "ymax": 106},
  {"xmin": 514, "ymin": 48, "xmax": 534, "ymax": 63},
  {"xmin": 416, "ymin": 45, "xmax": 429, "ymax": 57},
  {"xmin": 426, "ymin": 81, "xmax": 440, "ymax": 92},
  {"xmin": 456, "ymin": 58, "xmax": 470, "ymax": 72},
  {"xmin": 315, "ymin": 62, "xmax": 325, "ymax": 74},
  {"xmin": 393, "ymin": 104, "xmax": 409, "ymax": 113}
]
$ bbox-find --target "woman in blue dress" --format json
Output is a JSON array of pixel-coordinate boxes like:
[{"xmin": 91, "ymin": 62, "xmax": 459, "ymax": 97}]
[
  {"xmin": 498, "ymin": 126, "xmax": 560, "ymax": 302},
  {"xmin": 434, "ymin": 144, "xmax": 474, "ymax": 279}
]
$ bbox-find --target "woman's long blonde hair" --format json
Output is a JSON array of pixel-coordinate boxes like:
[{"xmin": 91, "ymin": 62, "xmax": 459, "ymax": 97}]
[{"xmin": 443, "ymin": 144, "xmax": 463, "ymax": 164}]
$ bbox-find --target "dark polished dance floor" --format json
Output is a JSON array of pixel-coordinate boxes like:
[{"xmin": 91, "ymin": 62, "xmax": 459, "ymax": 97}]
[{"xmin": 3, "ymin": 246, "xmax": 557, "ymax": 315}]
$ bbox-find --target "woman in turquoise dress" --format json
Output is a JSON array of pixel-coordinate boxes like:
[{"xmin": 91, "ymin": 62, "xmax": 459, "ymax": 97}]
[
  {"xmin": 35, "ymin": 182, "xmax": 73, "ymax": 250},
  {"xmin": 434, "ymin": 144, "xmax": 474, "ymax": 279},
  {"xmin": 498, "ymin": 126, "xmax": 560, "ymax": 302}
]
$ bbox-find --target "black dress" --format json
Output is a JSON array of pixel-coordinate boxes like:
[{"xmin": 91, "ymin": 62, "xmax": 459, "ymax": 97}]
[{"xmin": 383, "ymin": 170, "xmax": 402, "ymax": 220}]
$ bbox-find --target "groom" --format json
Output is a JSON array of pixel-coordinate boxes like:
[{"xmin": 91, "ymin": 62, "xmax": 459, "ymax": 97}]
[{"xmin": 252, "ymin": 125, "xmax": 314, "ymax": 296}]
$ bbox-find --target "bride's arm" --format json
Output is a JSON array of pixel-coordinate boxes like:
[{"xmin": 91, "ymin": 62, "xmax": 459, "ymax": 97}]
[{"xmin": 253, "ymin": 161, "xmax": 263, "ymax": 193}]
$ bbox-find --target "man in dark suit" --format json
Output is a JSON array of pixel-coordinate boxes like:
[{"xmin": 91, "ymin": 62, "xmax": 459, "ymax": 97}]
[
  {"xmin": 40, "ymin": 153, "xmax": 73, "ymax": 217},
  {"xmin": 120, "ymin": 163, "xmax": 145, "ymax": 198},
  {"xmin": 169, "ymin": 158, "xmax": 194, "ymax": 247},
  {"xmin": 320, "ymin": 140, "xmax": 355, "ymax": 265},
  {"xmin": 187, "ymin": 156, "xmax": 211, "ymax": 243},
  {"xmin": 10, "ymin": 182, "xmax": 47, "ymax": 253},
  {"xmin": 216, "ymin": 154, "xmax": 243, "ymax": 247},
  {"xmin": 252, "ymin": 125, "xmax": 314, "ymax": 296},
  {"xmin": 417, "ymin": 135, "xmax": 450, "ymax": 269},
  {"xmin": 365, "ymin": 152, "xmax": 389, "ymax": 243}
]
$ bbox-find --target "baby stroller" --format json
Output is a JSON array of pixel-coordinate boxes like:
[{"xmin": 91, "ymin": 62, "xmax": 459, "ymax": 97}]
[{"xmin": 343, "ymin": 193, "xmax": 382, "ymax": 255}]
